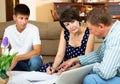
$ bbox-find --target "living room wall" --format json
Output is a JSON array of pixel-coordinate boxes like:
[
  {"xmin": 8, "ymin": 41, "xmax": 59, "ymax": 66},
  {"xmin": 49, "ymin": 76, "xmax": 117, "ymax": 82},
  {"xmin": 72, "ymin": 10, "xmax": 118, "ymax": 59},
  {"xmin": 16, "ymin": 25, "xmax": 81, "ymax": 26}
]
[
  {"xmin": 36, "ymin": 2, "xmax": 53, "ymax": 22},
  {"xmin": 19, "ymin": 0, "xmax": 54, "ymax": 22},
  {"xmin": 19, "ymin": 0, "xmax": 67, "ymax": 22},
  {"xmin": 0, "ymin": 0, "xmax": 6, "ymax": 22},
  {"xmin": 2, "ymin": 0, "xmax": 119, "ymax": 22}
]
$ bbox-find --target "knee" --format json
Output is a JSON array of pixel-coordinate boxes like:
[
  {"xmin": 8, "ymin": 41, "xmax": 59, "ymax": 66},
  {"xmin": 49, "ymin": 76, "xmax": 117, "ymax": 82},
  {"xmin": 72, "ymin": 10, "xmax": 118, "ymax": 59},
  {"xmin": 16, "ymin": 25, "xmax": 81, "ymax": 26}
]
[
  {"xmin": 29, "ymin": 56, "xmax": 43, "ymax": 71},
  {"xmin": 84, "ymin": 74, "xmax": 97, "ymax": 84},
  {"xmin": 31, "ymin": 56, "xmax": 43, "ymax": 64}
]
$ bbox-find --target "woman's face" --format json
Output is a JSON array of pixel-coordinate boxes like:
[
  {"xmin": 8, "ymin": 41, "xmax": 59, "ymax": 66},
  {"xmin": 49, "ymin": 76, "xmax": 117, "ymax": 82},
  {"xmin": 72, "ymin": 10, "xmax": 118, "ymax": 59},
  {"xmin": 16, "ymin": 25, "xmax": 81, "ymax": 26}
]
[{"xmin": 63, "ymin": 20, "xmax": 80, "ymax": 33}]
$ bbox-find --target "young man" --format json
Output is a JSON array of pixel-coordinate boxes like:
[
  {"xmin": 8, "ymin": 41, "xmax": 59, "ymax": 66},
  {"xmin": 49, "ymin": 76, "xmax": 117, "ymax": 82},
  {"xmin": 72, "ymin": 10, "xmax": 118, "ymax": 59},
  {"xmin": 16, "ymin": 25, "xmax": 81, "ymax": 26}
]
[
  {"xmin": 58, "ymin": 8, "xmax": 120, "ymax": 84},
  {"xmin": 1, "ymin": 4, "xmax": 43, "ymax": 71}
]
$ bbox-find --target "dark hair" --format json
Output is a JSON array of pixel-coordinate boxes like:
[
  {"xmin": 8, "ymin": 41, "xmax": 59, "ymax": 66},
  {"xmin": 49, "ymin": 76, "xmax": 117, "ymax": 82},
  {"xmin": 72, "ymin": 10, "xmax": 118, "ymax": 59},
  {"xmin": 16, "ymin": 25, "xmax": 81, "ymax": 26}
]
[
  {"xmin": 86, "ymin": 8, "xmax": 112, "ymax": 26},
  {"xmin": 14, "ymin": 4, "xmax": 30, "ymax": 15},
  {"xmin": 59, "ymin": 8, "xmax": 82, "ymax": 30}
]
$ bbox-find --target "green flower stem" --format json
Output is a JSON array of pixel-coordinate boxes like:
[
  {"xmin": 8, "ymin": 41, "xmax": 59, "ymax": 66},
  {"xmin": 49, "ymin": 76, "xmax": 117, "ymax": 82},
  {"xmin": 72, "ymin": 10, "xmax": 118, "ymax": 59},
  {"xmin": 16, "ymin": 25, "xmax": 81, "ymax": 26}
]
[
  {"xmin": 0, "ymin": 69, "xmax": 8, "ymax": 79},
  {"xmin": 0, "ymin": 49, "xmax": 18, "ymax": 79}
]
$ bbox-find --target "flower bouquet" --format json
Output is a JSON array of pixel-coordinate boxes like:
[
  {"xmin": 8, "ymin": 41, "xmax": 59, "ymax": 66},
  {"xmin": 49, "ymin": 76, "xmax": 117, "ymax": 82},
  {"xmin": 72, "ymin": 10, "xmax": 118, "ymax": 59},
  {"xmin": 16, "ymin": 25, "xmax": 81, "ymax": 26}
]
[{"xmin": 0, "ymin": 37, "xmax": 18, "ymax": 79}]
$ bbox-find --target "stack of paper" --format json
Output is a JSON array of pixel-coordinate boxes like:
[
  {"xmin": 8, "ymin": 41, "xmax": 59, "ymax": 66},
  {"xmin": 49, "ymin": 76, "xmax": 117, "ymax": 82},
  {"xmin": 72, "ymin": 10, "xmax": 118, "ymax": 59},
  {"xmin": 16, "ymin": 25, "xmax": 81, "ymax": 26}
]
[{"xmin": 7, "ymin": 71, "xmax": 58, "ymax": 84}]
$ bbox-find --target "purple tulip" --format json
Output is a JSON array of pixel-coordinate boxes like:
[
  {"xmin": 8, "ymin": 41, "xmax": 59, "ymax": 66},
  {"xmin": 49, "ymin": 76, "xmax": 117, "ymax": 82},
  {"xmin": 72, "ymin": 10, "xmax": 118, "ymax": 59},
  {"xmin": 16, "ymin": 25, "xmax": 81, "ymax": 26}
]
[{"xmin": 2, "ymin": 37, "xmax": 9, "ymax": 47}]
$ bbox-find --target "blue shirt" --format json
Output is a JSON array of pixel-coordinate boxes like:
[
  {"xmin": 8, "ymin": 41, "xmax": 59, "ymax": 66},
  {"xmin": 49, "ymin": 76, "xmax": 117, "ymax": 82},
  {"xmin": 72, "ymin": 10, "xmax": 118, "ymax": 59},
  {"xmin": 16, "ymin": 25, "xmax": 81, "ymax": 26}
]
[{"xmin": 78, "ymin": 20, "xmax": 120, "ymax": 80}]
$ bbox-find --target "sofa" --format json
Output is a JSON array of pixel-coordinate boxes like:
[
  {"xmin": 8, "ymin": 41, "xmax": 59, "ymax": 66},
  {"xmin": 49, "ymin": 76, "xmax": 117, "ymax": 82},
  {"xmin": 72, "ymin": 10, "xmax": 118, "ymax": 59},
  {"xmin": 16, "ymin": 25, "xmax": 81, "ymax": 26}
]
[{"xmin": 0, "ymin": 21, "xmax": 102, "ymax": 64}]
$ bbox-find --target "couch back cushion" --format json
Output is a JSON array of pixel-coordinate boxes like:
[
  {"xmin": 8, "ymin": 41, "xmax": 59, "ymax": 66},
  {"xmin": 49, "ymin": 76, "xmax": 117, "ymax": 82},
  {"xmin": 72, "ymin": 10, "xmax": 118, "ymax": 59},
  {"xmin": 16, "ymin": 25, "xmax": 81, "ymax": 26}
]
[
  {"xmin": 0, "ymin": 21, "xmax": 15, "ymax": 44},
  {"xmin": 29, "ymin": 21, "xmax": 62, "ymax": 56}
]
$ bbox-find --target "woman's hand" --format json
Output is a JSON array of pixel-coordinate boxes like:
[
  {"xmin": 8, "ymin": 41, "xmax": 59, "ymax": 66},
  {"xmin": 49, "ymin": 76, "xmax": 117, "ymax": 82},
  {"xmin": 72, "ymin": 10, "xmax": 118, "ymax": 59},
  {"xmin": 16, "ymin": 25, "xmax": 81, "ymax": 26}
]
[{"xmin": 46, "ymin": 66, "xmax": 56, "ymax": 75}]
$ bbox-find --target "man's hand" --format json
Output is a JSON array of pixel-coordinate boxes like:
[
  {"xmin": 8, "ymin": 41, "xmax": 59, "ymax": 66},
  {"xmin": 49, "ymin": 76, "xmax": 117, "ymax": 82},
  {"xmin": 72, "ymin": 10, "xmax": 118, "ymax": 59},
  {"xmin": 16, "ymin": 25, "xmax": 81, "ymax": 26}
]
[
  {"xmin": 9, "ymin": 56, "xmax": 19, "ymax": 71},
  {"xmin": 68, "ymin": 62, "xmax": 80, "ymax": 70},
  {"xmin": 57, "ymin": 57, "xmax": 80, "ymax": 75},
  {"xmin": 57, "ymin": 58, "xmax": 79, "ymax": 70},
  {"xmin": 56, "ymin": 60, "xmax": 72, "ymax": 76}
]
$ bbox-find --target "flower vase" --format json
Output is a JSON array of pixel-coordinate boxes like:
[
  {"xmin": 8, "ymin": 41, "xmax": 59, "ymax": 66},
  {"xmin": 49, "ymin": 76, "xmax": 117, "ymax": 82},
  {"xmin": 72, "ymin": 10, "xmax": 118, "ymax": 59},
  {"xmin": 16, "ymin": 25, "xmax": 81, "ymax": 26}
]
[
  {"xmin": 0, "ymin": 77, "xmax": 9, "ymax": 84},
  {"xmin": 0, "ymin": 37, "xmax": 18, "ymax": 84},
  {"xmin": 0, "ymin": 71, "xmax": 11, "ymax": 84},
  {"xmin": 0, "ymin": 69, "xmax": 8, "ymax": 79}
]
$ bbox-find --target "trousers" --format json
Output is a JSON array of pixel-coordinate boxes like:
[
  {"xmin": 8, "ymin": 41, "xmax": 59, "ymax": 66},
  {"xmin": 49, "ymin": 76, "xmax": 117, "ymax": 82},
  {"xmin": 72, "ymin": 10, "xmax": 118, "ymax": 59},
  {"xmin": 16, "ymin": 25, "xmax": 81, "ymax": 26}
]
[
  {"xmin": 84, "ymin": 74, "xmax": 120, "ymax": 84},
  {"xmin": 13, "ymin": 56, "xmax": 43, "ymax": 71}
]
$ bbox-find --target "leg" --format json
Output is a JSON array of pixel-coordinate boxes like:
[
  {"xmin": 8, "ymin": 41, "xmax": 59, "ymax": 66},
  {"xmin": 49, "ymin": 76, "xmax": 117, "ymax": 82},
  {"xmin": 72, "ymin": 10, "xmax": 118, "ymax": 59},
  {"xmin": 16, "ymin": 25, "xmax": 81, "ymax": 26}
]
[
  {"xmin": 84, "ymin": 74, "xmax": 120, "ymax": 84},
  {"xmin": 28, "ymin": 56, "xmax": 43, "ymax": 71},
  {"xmin": 13, "ymin": 60, "xmax": 29, "ymax": 71}
]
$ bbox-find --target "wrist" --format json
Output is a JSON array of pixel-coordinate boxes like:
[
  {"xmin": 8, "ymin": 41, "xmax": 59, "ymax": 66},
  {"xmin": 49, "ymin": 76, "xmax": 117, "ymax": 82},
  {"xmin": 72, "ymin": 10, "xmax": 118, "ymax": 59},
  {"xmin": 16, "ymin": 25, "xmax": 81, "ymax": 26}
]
[
  {"xmin": 52, "ymin": 64, "xmax": 58, "ymax": 69},
  {"xmin": 74, "ymin": 57, "xmax": 81, "ymax": 64},
  {"xmin": 51, "ymin": 66, "xmax": 55, "ymax": 69},
  {"xmin": 73, "ymin": 57, "xmax": 79, "ymax": 62}
]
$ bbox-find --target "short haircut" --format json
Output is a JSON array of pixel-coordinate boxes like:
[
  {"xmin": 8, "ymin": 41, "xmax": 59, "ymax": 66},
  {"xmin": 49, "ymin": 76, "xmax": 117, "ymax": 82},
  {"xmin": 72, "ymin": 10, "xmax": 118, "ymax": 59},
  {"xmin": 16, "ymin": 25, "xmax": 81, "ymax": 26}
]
[
  {"xmin": 59, "ymin": 8, "xmax": 82, "ymax": 30},
  {"xmin": 14, "ymin": 4, "xmax": 30, "ymax": 16},
  {"xmin": 86, "ymin": 8, "xmax": 112, "ymax": 26}
]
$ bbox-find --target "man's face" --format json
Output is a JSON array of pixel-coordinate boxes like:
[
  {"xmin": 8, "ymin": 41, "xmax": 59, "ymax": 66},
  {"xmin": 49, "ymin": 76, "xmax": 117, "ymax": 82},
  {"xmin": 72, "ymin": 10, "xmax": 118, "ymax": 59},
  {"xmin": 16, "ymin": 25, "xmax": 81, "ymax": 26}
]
[
  {"xmin": 13, "ymin": 14, "xmax": 29, "ymax": 32},
  {"xmin": 87, "ymin": 21, "xmax": 103, "ymax": 39}
]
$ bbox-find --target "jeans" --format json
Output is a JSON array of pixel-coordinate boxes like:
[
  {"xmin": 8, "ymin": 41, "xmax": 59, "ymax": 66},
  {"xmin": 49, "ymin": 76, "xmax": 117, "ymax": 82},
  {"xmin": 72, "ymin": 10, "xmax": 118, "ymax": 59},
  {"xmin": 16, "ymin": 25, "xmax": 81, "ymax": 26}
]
[
  {"xmin": 13, "ymin": 56, "xmax": 43, "ymax": 71},
  {"xmin": 84, "ymin": 72, "xmax": 120, "ymax": 84}
]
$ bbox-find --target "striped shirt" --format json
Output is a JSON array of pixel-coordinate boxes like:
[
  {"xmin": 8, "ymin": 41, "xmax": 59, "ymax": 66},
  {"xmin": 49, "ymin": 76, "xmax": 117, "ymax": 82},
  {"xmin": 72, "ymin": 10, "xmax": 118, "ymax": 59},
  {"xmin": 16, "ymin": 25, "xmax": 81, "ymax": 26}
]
[{"xmin": 78, "ymin": 20, "xmax": 120, "ymax": 80}]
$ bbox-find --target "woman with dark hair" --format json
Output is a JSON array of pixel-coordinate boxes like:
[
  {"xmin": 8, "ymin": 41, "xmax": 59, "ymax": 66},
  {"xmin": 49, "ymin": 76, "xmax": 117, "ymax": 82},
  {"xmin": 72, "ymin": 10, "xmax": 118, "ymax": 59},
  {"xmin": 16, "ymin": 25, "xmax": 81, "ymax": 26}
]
[{"xmin": 40, "ymin": 8, "xmax": 94, "ymax": 75}]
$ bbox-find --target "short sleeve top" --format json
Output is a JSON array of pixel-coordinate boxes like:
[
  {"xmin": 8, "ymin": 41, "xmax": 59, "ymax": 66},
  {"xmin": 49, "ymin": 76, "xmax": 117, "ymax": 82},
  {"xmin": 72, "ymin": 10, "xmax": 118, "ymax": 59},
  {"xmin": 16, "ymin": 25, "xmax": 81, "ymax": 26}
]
[{"xmin": 2, "ymin": 23, "xmax": 41, "ymax": 55}]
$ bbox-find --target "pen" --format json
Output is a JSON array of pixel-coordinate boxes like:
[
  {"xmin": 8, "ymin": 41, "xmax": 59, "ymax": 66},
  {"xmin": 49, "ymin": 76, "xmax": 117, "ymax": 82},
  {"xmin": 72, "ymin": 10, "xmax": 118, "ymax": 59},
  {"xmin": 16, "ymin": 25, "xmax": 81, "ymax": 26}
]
[{"xmin": 50, "ymin": 67, "xmax": 53, "ymax": 75}]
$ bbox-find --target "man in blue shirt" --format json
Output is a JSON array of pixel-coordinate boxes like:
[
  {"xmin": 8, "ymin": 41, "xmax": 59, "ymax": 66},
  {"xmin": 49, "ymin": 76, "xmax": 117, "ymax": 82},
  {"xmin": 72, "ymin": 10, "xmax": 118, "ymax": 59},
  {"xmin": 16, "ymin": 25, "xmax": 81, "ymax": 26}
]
[{"xmin": 58, "ymin": 8, "xmax": 120, "ymax": 84}]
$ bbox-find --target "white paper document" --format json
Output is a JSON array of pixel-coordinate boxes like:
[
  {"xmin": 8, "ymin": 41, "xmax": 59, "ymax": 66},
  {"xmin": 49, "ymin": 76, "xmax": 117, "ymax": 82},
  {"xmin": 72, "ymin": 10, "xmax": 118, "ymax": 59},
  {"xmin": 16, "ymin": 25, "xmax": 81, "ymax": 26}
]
[
  {"xmin": 24, "ymin": 71, "xmax": 58, "ymax": 82},
  {"xmin": 8, "ymin": 71, "xmax": 58, "ymax": 84}
]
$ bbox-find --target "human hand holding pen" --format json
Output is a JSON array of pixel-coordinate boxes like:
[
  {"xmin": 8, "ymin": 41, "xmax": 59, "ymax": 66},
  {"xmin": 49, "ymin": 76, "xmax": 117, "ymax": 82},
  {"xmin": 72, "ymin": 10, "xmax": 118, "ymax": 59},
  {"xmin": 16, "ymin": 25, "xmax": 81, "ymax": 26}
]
[{"xmin": 46, "ymin": 66, "xmax": 56, "ymax": 75}]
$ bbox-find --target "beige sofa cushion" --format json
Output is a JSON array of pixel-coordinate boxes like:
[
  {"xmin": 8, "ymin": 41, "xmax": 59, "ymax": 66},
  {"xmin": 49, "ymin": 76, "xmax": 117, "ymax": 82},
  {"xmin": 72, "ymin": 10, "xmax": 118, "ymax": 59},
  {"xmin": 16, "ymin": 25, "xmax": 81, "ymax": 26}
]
[
  {"xmin": 29, "ymin": 21, "xmax": 62, "ymax": 40},
  {"xmin": 29, "ymin": 21, "xmax": 62, "ymax": 56},
  {"xmin": 0, "ymin": 21, "xmax": 15, "ymax": 40}
]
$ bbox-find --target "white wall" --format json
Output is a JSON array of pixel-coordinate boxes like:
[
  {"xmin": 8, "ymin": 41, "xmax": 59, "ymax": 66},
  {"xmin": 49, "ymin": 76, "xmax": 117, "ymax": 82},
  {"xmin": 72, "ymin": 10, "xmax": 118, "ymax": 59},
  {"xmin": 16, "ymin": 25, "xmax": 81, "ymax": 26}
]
[
  {"xmin": 19, "ymin": 0, "xmax": 67, "ymax": 22},
  {"xmin": 0, "ymin": 0, "xmax": 6, "ymax": 22},
  {"xmin": 20, "ymin": 0, "xmax": 53, "ymax": 21},
  {"xmin": 36, "ymin": 0, "xmax": 53, "ymax": 22},
  {"xmin": 19, "ymin": 0, "xmax": 37, "ymax": 20}
]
